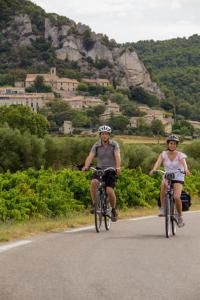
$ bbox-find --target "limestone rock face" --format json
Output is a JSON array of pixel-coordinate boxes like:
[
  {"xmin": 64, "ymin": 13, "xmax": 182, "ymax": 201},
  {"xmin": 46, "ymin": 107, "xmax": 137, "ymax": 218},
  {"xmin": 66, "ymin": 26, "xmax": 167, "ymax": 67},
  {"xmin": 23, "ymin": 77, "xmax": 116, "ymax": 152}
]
[
  {"xmin": 45, "ymin": 18, "xmax": 59, "ymax": 47},
  {"xmin": 14, "ymin": 14, "xmax": 32, "ymax": 35},
  {"xmin": 117, "ymin": 50, "xmax": 164, "ymax": 98},
  {"xmin": 13, "ymin": 14, "xmax": 35, "ymax": 46},
  {"xmin": 3, "ymin": 12, "xmax": 164, "ymax": 98}
]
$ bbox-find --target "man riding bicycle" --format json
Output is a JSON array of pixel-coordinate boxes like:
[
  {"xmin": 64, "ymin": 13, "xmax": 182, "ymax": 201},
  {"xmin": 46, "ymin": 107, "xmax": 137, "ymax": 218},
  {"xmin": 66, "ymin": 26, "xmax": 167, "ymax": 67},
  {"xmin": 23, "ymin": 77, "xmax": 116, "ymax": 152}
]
[
  {"xmin": 150, "ymin": 134, "xmax": 190, "ymax": 227},
  {"xmin": 82, "ymin": 125, "xmax": 121, "ymax": 222}
]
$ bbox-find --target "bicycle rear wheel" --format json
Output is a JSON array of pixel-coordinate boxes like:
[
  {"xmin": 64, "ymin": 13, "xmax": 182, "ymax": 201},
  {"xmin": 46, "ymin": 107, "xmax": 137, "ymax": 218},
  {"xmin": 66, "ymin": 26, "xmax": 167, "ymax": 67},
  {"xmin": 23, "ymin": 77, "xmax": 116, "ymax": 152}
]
[
  {"xmin": 171, "ymin": 199, "xmax": 177, "ymax": 235},
  {"xmin": 104, "ymin": 197, "xmax": 111, "ymax": 231},
  {"xmin": 94, "ymin": 191, "xmax": 103, "ymax": 233},
  {"xmin": 165, "ymin": 193, "xmax": 171, "ymax": 238}
]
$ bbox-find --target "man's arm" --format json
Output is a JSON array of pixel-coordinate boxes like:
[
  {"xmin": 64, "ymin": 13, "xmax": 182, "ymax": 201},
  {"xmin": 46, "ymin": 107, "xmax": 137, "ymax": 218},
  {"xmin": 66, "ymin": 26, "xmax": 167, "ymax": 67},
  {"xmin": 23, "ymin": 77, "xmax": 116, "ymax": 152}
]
[
  {"xmin": 115, "ymin": 150, "xmax": 121, "ymax": 176},
  {"xmin": 82, "ymin": 152, "xmax": 95, "ymax": 170}
]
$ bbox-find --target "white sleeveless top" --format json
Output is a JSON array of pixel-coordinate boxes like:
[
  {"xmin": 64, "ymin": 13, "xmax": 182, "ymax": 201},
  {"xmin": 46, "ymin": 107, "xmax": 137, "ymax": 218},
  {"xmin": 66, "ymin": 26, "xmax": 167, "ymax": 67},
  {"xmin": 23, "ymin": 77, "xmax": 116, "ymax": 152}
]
[{"xmin": 161, "ymin": 151, "xmax": 187, "ymax": 181}]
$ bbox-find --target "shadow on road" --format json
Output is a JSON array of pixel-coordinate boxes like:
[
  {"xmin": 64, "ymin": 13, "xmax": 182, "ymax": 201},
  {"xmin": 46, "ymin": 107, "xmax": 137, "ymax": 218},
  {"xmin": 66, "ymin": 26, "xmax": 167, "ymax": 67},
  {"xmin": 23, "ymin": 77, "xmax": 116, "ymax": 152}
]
[{"xmin": 107, "ymin": 233, "xmax": 164, "ymax": 240}]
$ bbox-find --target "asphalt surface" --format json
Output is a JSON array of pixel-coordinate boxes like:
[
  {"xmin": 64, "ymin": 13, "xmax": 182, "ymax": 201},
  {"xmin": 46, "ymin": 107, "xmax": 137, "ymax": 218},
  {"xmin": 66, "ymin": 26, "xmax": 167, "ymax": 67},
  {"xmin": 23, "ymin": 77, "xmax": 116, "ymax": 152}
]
[{"xmin": 0, "ymin": 212, "xmax": 200, "ymax": 300}]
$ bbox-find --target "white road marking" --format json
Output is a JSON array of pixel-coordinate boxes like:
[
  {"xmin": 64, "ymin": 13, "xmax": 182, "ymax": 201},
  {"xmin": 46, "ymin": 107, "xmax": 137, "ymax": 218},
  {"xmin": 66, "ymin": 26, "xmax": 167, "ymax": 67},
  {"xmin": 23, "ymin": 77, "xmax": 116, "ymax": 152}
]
[
  {"xmin": 184, "ymin": 210, "xmax": 200, "ymax": 214},
  {"xmin": 65, "ymin": 226, "xmax": 95, "ymax": 233},
  {"xmin": 65, "ymin": 211, "xmax": 200, "ymax": 232},
  {"xmin": 0, "ymin": 240, "xmax": 32, "ymax": 253},
  {"xmin": 128, "ymin": 215, "xmax": 157, "ymax": 221}
]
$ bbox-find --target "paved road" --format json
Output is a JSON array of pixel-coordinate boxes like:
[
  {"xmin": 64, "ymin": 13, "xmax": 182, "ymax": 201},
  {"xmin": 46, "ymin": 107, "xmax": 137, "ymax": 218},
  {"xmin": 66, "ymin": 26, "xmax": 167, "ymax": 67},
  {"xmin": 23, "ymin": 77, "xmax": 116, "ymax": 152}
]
[{"xmin": 0, "ymin": 212, "xmax": 200, "ymax": 300}]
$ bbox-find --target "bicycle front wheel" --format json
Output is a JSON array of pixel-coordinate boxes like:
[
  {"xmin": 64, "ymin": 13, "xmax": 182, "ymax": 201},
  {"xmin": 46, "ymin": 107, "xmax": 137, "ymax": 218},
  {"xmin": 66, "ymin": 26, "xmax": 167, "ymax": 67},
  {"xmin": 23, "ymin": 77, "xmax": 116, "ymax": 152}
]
[
  {"xmin": 171, "ymin": 199, "xmax": 176, "ymax": 235},
  {"xmin": 94, "ymin": 191, "xmax": 103, "ymax": 233},
  {"xmin": 165, "ymin": 193, "xmax": 171, "ymax": 238},
  {"xmin": 104, "ymin": 197, "xmax": 111, "ymax": 231}
]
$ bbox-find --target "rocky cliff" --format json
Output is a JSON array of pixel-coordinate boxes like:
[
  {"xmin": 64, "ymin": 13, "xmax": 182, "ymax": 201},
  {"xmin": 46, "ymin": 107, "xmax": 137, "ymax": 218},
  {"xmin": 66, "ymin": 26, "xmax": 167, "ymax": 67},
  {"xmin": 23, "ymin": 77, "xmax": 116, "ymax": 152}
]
[{"xmin": 0, "ymin": 1, "xmax": 164, "ymax": 99}]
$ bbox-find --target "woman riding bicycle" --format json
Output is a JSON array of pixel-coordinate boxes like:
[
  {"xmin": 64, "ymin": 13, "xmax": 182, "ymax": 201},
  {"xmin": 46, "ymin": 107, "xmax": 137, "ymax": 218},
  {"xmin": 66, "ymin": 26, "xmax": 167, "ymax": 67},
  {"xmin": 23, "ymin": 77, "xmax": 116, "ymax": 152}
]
[{"xmin": 150, "ymin": 134, "xmax": 190, "ymax": 227}]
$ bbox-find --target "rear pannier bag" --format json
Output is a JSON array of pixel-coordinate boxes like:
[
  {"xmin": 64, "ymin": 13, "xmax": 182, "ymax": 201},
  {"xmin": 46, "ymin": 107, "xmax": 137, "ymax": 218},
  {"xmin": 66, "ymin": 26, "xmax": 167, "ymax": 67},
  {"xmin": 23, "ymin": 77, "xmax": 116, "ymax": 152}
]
[
  {"xmin": 180, "ymin": 191, "xmax": 191, "ymax": 211},
  {"xmin": 157, "ymin": 191, "xmax": 191, "ymax": 211}
]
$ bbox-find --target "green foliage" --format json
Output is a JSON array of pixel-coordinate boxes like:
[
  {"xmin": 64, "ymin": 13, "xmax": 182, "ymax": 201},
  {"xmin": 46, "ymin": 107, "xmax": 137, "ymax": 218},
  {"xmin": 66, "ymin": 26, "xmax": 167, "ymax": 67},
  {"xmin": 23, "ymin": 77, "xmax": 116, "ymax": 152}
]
[
  {"xmin": 151, "ymin": 119, "xmax": 165, "ymax": 136},
  {"xmin": 129, "ymin": 87, "xmax": 160, "ymax": 107},
  {"xmin": 0, "ymin": 127, "xmax": 45, "ymax": 172},
  {"xmin": 108, "ymin": 116, "xmax": 130, "ymax": 133},
  {"xmin": 0, "ymin": 168, "xmax": 88, "ymax": 221},
  {"xmin": 0, "ymin": 167, "xmax": 198, "ymax": 222},
  {"xmin": 115, "ymin": 168, "xmax": 159, "ymax": 208},
  {"xmin": 133, "ymin": 35, "xmax": 200, "ymax": 120},
  {"xmin": 0, "ymin": 105, "xmax": 49, "ymax": 137},
  {"xmin": 82, "ymin": 29, "xmax": 95, "ymax": 51},
  {"xmin": 77, "ymin": 82, "xmax": 88, "ymax": 92},
  {"xmin": 173, "ymin": 119, "xmax": 194, "ymax": 136},
  {"xmin": 122, "ymin": 144, "xmax": 157, "ymax": 171},
  {"xmin": 94, "ymin": 58, "xmax": 112, "ymax": 70},
  {"xmin": 25, "ymin": 75, "xmax": 52, "ymax": 93}
]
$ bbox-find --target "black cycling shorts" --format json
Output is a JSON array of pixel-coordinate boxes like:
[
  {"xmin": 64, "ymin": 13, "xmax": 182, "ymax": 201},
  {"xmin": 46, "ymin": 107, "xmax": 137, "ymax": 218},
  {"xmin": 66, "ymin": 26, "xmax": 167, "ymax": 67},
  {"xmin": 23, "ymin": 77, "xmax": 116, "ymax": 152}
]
[
  {"xmin": 91, "ymin": 170, "xmax": 117, "ymax": 188},
  {"xmin": 172, "ymin": 180, "xmax": 184, "ymax": 185}
]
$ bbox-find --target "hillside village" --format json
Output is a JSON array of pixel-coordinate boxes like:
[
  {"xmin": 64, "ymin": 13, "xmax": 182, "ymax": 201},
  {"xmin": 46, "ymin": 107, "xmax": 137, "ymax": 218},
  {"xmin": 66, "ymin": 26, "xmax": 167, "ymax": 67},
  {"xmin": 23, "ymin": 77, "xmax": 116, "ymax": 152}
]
[{"xmin": 0, "ymin": 67, "xmax": 200, "ymax": 136}]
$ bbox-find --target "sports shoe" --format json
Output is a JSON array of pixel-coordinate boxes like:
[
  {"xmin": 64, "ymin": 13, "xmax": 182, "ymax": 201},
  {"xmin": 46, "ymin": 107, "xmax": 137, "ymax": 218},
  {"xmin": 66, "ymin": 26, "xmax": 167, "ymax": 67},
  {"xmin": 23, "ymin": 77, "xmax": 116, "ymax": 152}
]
[
  {"xmin": 111, "ymin": 208, "xmax": 118, "ymax": 222},
  {"xmin": 158, "ymin": 207, "xmax": 165, "ymax": 217},
  {"xmin": 177, "ymin": 216, "xmax": 185, "ymax": 228}
]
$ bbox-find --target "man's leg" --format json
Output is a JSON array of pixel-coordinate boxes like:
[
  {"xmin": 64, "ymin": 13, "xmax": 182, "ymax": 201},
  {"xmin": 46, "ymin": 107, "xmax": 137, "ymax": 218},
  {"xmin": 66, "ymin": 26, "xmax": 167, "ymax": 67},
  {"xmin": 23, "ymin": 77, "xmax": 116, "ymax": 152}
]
[
  {"xmin": 106, "ymin": 186, "xmax": 116, "ymax": 208},
  {"xmin": 106, "ymin": 187, "xmax": 117, "ymax": 221}
]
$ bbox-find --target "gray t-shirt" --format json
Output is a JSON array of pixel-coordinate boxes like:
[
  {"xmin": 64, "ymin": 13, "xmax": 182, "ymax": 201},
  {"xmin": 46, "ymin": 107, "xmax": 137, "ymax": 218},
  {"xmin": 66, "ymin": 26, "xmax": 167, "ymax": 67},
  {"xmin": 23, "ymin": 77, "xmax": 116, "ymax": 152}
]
[{"xmin": 90, "ymin": 139, "xmax": 120, "ymax": 169}]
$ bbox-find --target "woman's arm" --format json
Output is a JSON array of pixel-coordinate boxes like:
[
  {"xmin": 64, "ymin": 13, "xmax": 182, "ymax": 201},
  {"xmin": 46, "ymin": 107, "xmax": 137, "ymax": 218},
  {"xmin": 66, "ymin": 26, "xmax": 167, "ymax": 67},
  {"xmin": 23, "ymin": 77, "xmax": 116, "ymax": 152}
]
[
  {"xmin": 149, "ymin": 154, "xmax": 163, "ymax": 174},
  {"xmin": 181, "ymin": 158, "xmax": 190, "ymax": 176}
]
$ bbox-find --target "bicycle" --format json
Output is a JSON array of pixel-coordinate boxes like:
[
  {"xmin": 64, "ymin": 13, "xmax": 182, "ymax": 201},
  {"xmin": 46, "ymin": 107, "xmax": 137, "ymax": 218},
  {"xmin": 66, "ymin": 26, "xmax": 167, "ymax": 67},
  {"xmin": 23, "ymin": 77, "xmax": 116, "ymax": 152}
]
[
  {"xmin": 90, "ymin": 167, "xmax": 116, "ymax": 233},
  {"xmin": 153, "ymin": 169, "xmax": 185, "ymax": 238}
]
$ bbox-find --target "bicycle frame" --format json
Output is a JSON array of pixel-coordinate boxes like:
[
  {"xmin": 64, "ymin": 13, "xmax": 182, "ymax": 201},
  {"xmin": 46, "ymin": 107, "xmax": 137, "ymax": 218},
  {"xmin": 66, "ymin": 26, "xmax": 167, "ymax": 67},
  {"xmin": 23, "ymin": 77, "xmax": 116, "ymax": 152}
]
[
  {"xmin": 153, "ymin": 169, "xmax": 184, "ymax": 238},
  {"xmin": 90, "ymin": 167, "xmax": 115, "ymax": 233},
  {"xmin": 164, "ymin": 173, "xmax": 177, "ymax": 238}
]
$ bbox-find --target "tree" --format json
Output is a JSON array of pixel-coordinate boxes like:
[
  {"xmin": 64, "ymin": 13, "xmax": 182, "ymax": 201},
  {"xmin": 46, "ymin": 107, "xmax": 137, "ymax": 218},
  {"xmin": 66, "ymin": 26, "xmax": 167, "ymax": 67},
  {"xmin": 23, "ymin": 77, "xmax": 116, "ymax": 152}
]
[
  {"xmin": 25, "ymin": 76, "xmax": 52, "ymax": 93},
  {"xmin": 39, "ymin": 99, "xmax": 72, "ymax": 127},
  {"xmin": 0, "ymin": 105, "xmax": 49, "ymax": 137},
  {"xmin": 108, "ymin": 116, "xmax": 130, "ymax": 132},
  {"xmin": 129, "ymin": 87, "xmax": 160, "ymax": 107},
  {"xmin": 0, "ymin": 126, "xmax": 45, "ymax": 172},
  {"xmin": 77, "ymin": 82, "xmax": 88, "ymax": 92},
  {"xmin": 83, "ymin": 29, "xmax": 95, "ymax": 51},
  {"xmin": 151, "ymin": 119, "xmax": 165, "ymax": 142},
  {"xmin": 34, "ymin": 75, "xmax": 52, "ymax": 93}
]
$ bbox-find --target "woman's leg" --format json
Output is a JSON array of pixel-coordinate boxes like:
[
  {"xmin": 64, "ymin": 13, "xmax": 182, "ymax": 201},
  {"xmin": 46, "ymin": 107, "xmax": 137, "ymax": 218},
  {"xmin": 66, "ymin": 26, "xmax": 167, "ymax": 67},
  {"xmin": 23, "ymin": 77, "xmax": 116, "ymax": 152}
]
[
  {"xmin": 160, "ymin": 179, "xmax": 167, "ymax": 208},
  {"xmin": 173, "ymin": 183, "xmax": 183, "ymax": 216}
]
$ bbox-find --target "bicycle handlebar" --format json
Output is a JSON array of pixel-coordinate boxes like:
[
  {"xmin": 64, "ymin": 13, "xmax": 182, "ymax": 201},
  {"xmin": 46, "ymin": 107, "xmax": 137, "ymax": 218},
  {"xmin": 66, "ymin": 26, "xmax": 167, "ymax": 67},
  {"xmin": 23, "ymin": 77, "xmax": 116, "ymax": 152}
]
[
  {"xmin": 152, "ymin": 169, "xmax": 185, "ymax": 175},
  {"xmin": 90, "ymin": 166, "xmax": 116, "ymax": 172},
  {"xmin": 152, "ymin": 169, "xmax": 185, "ymax": 180}
]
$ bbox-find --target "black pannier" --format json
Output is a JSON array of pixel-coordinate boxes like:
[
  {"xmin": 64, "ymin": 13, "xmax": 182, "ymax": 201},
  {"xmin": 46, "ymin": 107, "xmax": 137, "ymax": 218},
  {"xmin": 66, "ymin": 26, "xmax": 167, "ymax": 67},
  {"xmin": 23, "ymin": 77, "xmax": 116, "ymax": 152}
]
[
  {"xmin": 157, "ymin": 191, "xmax": 191, "ymax": 211},
  {"xmin": 181, "ymin": 191, "xmax": 191, "ymax": 211}
]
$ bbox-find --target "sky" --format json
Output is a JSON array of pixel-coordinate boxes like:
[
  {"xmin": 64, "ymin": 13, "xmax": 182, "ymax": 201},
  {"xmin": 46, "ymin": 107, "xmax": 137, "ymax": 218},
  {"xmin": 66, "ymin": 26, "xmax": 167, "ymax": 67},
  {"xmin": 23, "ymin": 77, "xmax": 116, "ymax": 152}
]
[{"xmin": 32, "ymin": 0, "xmax": 200, "ymax": 43}]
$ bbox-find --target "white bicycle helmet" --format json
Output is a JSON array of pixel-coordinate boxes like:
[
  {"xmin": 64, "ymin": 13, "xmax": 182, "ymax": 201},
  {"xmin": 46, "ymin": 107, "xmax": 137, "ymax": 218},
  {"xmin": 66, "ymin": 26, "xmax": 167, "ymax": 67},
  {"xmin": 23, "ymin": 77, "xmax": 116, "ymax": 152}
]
[
  {"xmin": 98, "ymin": 125, "xmax": 112, "ymax": 134},
  {"xmin": 166, "ymin": 134, "xmax": 180, "ymax": 143}
]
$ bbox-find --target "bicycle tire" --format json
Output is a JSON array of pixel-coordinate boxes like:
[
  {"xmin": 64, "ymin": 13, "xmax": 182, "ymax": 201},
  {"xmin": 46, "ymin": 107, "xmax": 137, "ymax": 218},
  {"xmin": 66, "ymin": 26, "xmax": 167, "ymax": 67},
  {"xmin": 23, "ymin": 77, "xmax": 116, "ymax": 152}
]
[
  {"xmin": 171, "ymin": 198, "xmax": 176, "ymax": 235},
  {"xmin": 165, "ymin": 193, "xmax": 171, "ymax": 238},
  {"xmin": 104, "ymin": 196, "xmax": 111, "ymax": 231},
  {"xmin": 94, "ymin": 190, "xmax": 103, "ymax": 233}
]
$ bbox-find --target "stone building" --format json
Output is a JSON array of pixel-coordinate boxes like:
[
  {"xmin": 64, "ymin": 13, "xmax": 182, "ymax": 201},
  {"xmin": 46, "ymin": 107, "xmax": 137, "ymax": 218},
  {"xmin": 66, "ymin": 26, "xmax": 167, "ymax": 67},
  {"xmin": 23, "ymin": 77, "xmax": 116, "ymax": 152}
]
[
  {"xmin": 0, "ymin": 92, "xmax": 53, "ymax": 112},
  {"xmin": 25, "ymin": 68, "xmax": 79, "ymax": 93}
]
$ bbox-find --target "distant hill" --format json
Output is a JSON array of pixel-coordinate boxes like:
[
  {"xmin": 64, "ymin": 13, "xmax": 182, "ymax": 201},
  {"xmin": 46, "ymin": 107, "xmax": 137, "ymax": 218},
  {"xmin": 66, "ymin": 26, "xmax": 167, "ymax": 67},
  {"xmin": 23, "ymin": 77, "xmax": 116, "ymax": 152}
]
[
  {"xmin": 0, "ymin": 0, "xmax": 199, "ymax": 121},
  {"xmin": 0, "ymin": 0, "xmax": 162, "ymax": 98},
  {"xmin": 130, "ymin": 35, "xmax": 200, "ymax": 120}
]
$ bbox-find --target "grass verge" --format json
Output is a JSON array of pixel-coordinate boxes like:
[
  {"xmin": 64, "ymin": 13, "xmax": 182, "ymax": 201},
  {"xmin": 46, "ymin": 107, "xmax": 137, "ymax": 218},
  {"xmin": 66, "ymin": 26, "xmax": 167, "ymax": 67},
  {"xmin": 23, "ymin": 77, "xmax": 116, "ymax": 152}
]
[{"xmin": 1, "ymin": 200, "xmax": 200, "ymax": 243}]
